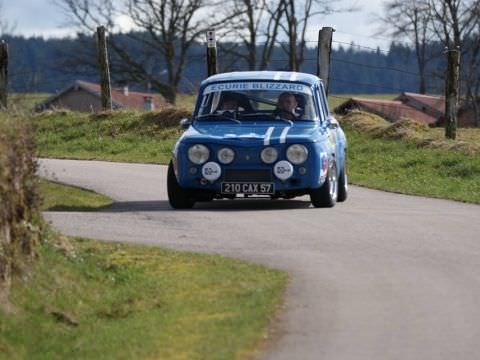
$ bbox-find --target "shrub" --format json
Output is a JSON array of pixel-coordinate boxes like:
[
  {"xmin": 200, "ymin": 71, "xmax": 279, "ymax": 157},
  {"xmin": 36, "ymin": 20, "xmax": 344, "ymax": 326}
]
[
  {"xmin": 141, "ymin": 107, "xmax": 192, "ymax": 128},
  {"xmin": 0, "ymin": 116, "xmax": 40, "ymax": 297},
  {"xmin": 339, "ymin": 111, "xmax": 480, "ymax": 155}
]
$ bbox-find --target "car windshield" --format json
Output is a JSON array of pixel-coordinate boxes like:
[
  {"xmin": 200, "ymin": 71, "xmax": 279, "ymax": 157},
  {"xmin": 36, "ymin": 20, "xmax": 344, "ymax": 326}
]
[{"xmin": 196, "ymin": 81, "xmax": 319, "ymax": 121}]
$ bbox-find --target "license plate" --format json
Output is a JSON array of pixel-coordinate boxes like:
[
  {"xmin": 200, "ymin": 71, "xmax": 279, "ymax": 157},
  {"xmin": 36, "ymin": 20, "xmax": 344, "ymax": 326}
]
[{"xmin": 221, "ymin": 182, "xmax": 274, "ymax": 195}]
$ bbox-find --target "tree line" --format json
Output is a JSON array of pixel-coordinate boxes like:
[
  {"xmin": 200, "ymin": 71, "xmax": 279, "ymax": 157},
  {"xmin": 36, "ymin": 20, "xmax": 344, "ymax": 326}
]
[
  {"xmin": 1, "ymin": 0, "xmax": 479, "ymax": 112},
  {"xmin": 2, "ymin": 34, "xmax": 445, "ymax": 98}
]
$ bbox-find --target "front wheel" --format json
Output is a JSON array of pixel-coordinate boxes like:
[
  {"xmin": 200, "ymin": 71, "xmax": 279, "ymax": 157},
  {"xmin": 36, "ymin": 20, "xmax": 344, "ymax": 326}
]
[
  {"xmin": 310, "ymin": 160, "xmax": 338, "ymax": 208},
  {"xmin": 337, "ymin": 164, "xmax": 348, "ymax": 202},
  {"xmin": 167, "ymin": 161, "xmax": 195, "ymax": 209}
]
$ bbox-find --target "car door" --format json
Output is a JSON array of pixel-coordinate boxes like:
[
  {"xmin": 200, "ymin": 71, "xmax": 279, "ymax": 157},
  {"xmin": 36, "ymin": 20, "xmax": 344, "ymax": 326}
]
[{"xmin": 317, "ymin": 83, "xmax": 346, "ymax": 172}]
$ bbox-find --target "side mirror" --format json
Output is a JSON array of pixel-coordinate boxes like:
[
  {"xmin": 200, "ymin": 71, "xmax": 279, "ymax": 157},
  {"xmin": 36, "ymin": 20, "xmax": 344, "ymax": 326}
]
[
  {"xmin": 328, "ymin": 117, "xmax": 339, "ymax": 129},
  {"xmin": 180, "ymin": 118, "xmax": 192, "ymax": 130}
]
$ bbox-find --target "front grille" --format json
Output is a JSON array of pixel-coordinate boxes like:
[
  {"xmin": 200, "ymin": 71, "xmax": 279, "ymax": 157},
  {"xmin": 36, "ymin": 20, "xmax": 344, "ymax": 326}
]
[{"xmin": 224, "ymin": 169, "xmax": 272, "ymax": 182}]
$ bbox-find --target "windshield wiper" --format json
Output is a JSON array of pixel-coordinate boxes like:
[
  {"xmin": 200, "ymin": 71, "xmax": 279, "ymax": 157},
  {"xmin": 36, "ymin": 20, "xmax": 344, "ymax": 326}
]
[
  {"xmin": 238, "ymin": 112, "xmax": 268, "ymax": 118},
  {"xmin": 196, "ymin": 113, "xmax": 241, "ymax": 124}
]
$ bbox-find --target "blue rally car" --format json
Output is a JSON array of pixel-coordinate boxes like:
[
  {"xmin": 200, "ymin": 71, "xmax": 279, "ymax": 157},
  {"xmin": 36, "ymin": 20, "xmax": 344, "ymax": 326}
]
[{"xmin": 168, "ymin": 71, "xmax": 348, "ymax": 209}]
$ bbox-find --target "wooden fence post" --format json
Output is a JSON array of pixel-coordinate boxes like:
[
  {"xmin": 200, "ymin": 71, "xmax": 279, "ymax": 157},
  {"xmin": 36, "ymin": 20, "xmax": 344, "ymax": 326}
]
[
  {"xmin": 206, "ymin": 30, "xmax": 218, "ymax": 77},
  {"xmin": 96, "ymin": 26, "xmax": 112, "ymax": 111},
  {"xmin": 317, "ymin": 27, "xmax": 335, "ymax": 95},
  {"xmin": 445, "ymin": 47, "xmax": 460, "ymax": 140},
  {"xmin": 0, "ymin": 41, "xmax": 8, "ymax": 110}
]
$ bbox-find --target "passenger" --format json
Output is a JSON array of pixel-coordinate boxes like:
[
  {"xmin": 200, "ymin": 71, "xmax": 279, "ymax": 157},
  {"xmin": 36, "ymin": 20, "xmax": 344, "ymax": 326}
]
[
  {"xmin": 275, "ymin": 92, "xmax": 300, "ymax": 120},
  {"xmin": 219, "ymin": 92, "xmax": 239, "ymax": 112}
]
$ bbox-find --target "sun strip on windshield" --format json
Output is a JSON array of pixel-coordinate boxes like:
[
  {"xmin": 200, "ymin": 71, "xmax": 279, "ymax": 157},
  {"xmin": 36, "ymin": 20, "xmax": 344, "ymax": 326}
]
[{"xmin": 204, "ymin": 82, "xmax": 311, "ymax": 95}]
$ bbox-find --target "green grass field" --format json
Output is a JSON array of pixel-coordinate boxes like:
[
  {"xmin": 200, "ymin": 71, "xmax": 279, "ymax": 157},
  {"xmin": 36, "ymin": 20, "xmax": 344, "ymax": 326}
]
[
  {"xmin": 345, "ymin": 127, "xmax": 480, "ymax": 204},
  {"xmin": 1, "ymin": 236, "xmax": 287, "ymax": 360}
]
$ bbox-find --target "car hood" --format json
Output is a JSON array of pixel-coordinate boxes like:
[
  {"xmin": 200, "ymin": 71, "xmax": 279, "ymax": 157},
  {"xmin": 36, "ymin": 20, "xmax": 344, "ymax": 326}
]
[{"xmin": 184, "ymin": 121, "xmax": 324, "ymax": 146}]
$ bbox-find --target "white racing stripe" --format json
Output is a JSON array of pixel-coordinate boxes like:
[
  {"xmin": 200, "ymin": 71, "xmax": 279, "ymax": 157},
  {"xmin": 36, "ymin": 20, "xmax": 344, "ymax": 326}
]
[
  {"xmin": 280, "ymin": 126, "xmax": 290, "ymax": 144},
  {"xmin": 273, "ymin": 72, "xmax": 282, "ymax": 80},
  {"xmin": 289, "ymin": 72, "xmax": 298, "ymax": 81},
  {"xmin": 264, "ymin": 127, "xmax": 275, "ymax": 146}
]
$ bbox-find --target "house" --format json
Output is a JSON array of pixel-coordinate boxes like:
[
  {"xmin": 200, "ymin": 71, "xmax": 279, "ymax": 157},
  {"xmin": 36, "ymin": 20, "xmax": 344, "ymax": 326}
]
[
  {"xmin": 394, "ymin": 92, "xmax": 445, "ymax": 120},
  {"xmin": 334, "ymin": 92, "xmax": 479, "ymax": 127},
  {"xmin": 334, "ymin": 97, "xmax": 441, "ymax": 126},
  {"xmin": 35, "ymin": 80, "xmax": 167, "ymax": 112}
]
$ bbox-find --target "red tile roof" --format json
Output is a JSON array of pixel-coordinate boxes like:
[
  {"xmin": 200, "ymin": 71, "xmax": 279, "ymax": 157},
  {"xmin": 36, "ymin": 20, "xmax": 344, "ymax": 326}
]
[
  {"xmin": 396, "ymin": 92, "xmax": 445, "ymax": 115},
  {"xmin": 76, "ymin": 80, "xmax": 166, "ymax": 110},
  {"xmin": 335, "ymin": 97, "xmax": 440, "ymax": 125}
]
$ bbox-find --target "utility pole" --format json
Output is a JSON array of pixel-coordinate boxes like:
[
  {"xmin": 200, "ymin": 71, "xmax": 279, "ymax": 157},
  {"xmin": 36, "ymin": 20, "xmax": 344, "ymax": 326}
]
[
  {"xmin": 317, "ymin": 27, "xmax": 335, "ymax": 96},
  {"xmin": 445, "ymin": 47, "xmax": 460, "ymax": 140},
  {"xmin": 0, "ymin": 41, "xmax": 8, "ymax": 110},
  {"xmin": 96, "ymin": 26, "xmax": 112, "ymax": 111},
  {"xmin": 206, "ymin": 30, "xmax": 218, "ymax": 77}
]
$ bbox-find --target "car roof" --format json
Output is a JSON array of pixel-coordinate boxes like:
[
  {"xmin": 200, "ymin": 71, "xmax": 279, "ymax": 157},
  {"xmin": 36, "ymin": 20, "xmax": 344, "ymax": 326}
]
[{"xmin": 201, "ymin": 71, "xmax": 322, "ymax": 86}]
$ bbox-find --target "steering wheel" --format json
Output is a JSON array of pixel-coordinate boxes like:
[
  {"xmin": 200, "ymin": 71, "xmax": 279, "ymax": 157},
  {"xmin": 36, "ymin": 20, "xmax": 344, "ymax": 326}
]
[{"xmin": 274, "ymin": 109, "xmax": 298, "ymax": 120}]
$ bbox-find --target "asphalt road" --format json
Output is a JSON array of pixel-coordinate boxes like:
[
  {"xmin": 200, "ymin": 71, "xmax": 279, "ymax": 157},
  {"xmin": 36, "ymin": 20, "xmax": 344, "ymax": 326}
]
[{"xmin": 39, "ymin": 158, "xmax": 480, "ymax": 360}]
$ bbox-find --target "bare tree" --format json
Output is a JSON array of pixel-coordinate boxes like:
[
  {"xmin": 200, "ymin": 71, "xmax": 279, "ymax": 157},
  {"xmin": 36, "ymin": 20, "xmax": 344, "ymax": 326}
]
[
  {"xmin": 55, "ymin": 0, "xmax": 234, "ymax": 103},
  {"xmin": 279, "ymin": 0, "xmax": 349, "ymax": 71},
  {"xmin": 427, "ymin": 0, "xmax": 480, "ymax": 49},
  {"xmin": 219, "ymin": 0, "xmax": 285, "ymax": 70},
  {"xmin": 428, "ymin": 0, "xmax": 480, "ymax": 126},
  {"xmin": 0, "ymin": 0, "xmax": 15, "ymax": 36},
  {"xmin": 463, "ymin": 18, "xmax": 480, "ymax": 126},
  {"xmin": 380, "ymin": 0, "xmax": 433, "ymax": 94}
]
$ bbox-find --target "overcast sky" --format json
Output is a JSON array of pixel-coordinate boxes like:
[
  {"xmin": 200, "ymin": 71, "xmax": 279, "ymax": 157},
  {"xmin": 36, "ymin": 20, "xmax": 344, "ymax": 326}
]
[{"xmin": 2, "ymin": 0, "xmax": 391, "ymax": 49}]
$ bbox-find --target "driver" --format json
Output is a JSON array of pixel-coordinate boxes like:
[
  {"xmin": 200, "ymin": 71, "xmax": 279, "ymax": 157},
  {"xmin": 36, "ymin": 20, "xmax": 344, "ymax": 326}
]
[{"xmin": 275, "ymin": 92, "xmax": 300, "ymax": 120}]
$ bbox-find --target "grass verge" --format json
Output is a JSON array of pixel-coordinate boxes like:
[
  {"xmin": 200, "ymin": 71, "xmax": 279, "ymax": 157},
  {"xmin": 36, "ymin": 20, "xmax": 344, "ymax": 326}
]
[
  {"xmin": 0, "ymin": 233, "xmax": 287, "ymax": 360},
  {"xmin": 39, "ymin": 179, "xmax": 113, "ymax": 211},
  {"xmin": 34, "ymin": 109, "xmax": 188, "ymax": 164},
  {"xmin": 342, "ymin": 112, "xmax": 480, "ymax": 204}
]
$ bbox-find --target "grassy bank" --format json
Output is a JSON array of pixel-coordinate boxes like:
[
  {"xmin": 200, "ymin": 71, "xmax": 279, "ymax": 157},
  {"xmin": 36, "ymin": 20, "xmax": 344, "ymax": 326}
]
[
  {"xmin": 0, "ymin": 235, "xmax": 286, "ymax": 360},
  {"xmin": 34, "ymin": 109, "xmax": 188, "ymax": 164},
  {"xmin": 31, "ymin": 94, "xmax": 394, "ymax": 164},
  {"xmin": 39, "ymin": 180, "xmax": 113, "ymax": 211},
  {"xmin": 342, "ymin": 112, "xmax": 480, "ymax": 204}
]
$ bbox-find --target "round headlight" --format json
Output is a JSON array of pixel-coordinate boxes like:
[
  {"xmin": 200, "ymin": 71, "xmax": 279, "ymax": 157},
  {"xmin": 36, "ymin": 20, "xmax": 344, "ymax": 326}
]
[
  {"xmin": 218, "ymin": 147, "xmax": 235, "ymax": 164},
  {"xmin": 261, "ymin": 147, "xmax": 278, "ymax": 164},
  {"xmin": 188, "ymin": 144, "xmax": 209, "ymax": 165},
  {"xmin": 286, "ymin": 144, "xmax": 308, "ymax": 165}
]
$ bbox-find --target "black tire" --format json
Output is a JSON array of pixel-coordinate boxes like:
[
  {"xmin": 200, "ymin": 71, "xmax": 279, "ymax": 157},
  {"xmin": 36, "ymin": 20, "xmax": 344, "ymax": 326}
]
[
  {"xmin": 167, "ymin": 161, "xmax": 195, "ymax": 209},
  {"xmin": 310, "ymin": 160, "xmax": 338, "ymax": 208},
  {"xmin": 337, "ymin": 165, "xmax": 348, "ymax": 203}
]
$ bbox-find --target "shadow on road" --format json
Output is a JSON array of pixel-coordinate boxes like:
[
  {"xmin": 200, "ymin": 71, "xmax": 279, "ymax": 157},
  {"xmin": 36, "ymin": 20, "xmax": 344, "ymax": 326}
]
[{"xmin": 98, "ymin": 199, "xmax": 313, "ymax": 212}]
